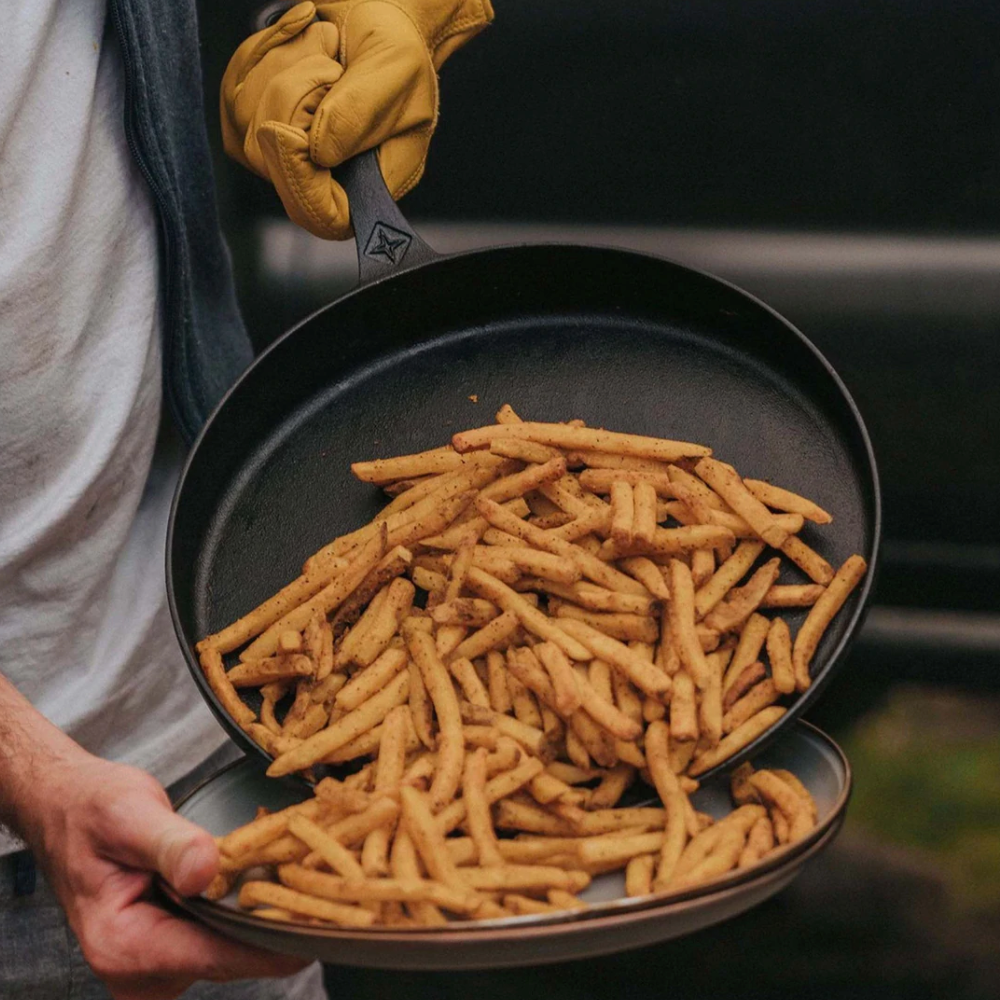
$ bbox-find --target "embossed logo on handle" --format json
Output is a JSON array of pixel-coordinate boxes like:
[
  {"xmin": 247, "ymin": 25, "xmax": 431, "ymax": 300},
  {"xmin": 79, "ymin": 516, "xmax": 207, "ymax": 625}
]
[{"xmin": 364, "ymin": 222, "xmax": 411, "ymax": 266}]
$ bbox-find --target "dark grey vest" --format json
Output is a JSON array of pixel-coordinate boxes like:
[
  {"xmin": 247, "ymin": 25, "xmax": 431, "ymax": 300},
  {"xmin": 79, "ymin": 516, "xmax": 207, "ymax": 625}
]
[{"xmin": 109, "ymin": 0, "xmax": 254, "ymax": 445}]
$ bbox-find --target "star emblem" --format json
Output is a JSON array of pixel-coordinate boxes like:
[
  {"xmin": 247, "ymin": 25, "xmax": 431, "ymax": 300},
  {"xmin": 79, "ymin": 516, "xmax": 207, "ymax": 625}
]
[{"xmin": 364, "ymin": 223, "xmax": 411, "ymax": 266}]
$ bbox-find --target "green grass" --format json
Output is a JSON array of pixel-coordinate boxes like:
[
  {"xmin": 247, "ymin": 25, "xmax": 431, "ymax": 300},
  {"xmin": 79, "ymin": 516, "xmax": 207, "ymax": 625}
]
[{"xmin": 842, "ymin": 687, "xmax": 1000, "ymax": 912}]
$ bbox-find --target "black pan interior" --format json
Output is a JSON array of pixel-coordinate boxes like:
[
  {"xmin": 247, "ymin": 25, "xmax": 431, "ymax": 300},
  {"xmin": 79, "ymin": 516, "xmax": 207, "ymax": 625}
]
[{"xmin": 169, "ymin": 244, "xmax": 879, "ymax": 777}]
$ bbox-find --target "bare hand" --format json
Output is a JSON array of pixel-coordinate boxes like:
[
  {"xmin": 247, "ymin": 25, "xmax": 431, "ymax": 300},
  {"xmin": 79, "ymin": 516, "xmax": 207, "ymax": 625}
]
[{"xmin": 23, "ymin": 752, "xmax": 307, "ymax": 1000}]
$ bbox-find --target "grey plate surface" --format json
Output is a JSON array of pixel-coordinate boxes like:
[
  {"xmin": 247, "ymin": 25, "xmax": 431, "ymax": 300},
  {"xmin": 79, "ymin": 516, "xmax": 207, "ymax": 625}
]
[{"xmin": 163, "ymin": 720, "xmax": 849, "ymax": 969}]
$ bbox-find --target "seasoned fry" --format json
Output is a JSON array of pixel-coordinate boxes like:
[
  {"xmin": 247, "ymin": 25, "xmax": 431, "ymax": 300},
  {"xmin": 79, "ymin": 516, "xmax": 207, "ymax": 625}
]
[
  {"xmin": 645, "ymin": 721, "xmax": 689, "ymax": 888},
  {"xmin": 404, "ymin": 625, "xmax": 465, "ymax": 809},
  {"xmin": 557, "ymin": 619, "xmax": 671, "ymax": 700},
  {"xmin": 721, "ymin": 660, "xmax": 767, "ymax": 712},
  {"xmin": 242, "ymin": 526, "xmax": 389, "ymax": 660},
  {"xmin": 430, "ymin": 598, "xmax": 500, "ymax": 628},
  {"xmin": 453, "ymin": 422, "xmax": 711, "ymax": 463},
  {"xmin": 239, "ymin": 881, "xmax": 376, "ymax": 928},
  {"xmin": 466, "ymin": 568, "xmax": 591, "ymax": 661},
  {"xmin": 722, "ymin": 679, "xmax": 780, "ymax": 733},
  {"xmin": 703, "ymin": 558, "xmax": 781, "ymax": 634},
  {"xmin": 780, "ymin": 535, "xmax": 835, "ymax": 586},
  {"xmin": 743, "ymin": 479, "xmax": 832, "ymax": 524},
  {"xmin": 208, "ymin": 408, "xmax": 860, "ymax": 928},
  {"xmin": 693, "ymin": 457, "xmax": 789, "ymax": 548},
  {"xmin": 226, "ymin": 654, "xmax": 313, "ymax": 689},
  {"xmin": 448, "ymin": 610, "xmax": 520, "ymax": 663},
  {"xmin": 266, "ymin": 670, "xmax": 410, "ymax": 777},
  {"xmin": 792, "ymin": 554, "xmax": 867, "ymax": 691},
  {"xmin": 334, "ymin": 646, "xmax": 409, "ymax": 712},
  {"xmin": 688, "ymin": 706, "xmax": 786, "ymax": 776},
  {"xmin": 198, "ymin": 647, "xmax": 255, "ymax": 728},
  {"xmin": 464, "ymin": 748, "xmax": 504, "ymax": 866},
  {"xmin": 760, "ymin": 584, "xmax": 825, "ymax": 608},
  {"xmin": 766, "ymin": 617, "xmax": 796, "ymax": 695},
  {"xmin": 692, "ymin": 540, "xmax": 765, "ymax": 620},
  {"xmin": 668, "ymin": 560, "xmax": 711, "ymax": 690}
]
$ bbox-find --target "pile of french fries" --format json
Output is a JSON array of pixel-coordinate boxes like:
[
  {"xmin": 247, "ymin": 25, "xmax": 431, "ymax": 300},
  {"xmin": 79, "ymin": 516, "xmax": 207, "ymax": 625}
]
[{"xmin": 196, "ymin": 406, "xmax": 865, "ymax": 927}]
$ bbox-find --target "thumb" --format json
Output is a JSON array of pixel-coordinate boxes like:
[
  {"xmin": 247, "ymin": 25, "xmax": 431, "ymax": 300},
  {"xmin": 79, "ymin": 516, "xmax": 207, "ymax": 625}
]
[
  {"xmin": 102, "ymin": 788, "xmax": 220, "ymax": 898},
  {"xmin": 256, "ymin": 120, "xmax": 352, "ymax": 239}
]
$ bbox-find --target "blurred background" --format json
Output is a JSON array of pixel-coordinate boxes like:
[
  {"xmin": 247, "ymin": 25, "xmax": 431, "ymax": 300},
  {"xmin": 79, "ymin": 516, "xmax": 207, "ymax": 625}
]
[{"xmin": 198, "ymin": 2, "xmax": 1000, "ymax": 996}]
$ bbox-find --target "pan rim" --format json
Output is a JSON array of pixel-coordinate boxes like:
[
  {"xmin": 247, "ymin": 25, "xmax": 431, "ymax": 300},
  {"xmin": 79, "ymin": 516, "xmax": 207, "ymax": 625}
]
[{"xmin": 166, "ymin": 241, "xmax": 881, "ymax": 782}]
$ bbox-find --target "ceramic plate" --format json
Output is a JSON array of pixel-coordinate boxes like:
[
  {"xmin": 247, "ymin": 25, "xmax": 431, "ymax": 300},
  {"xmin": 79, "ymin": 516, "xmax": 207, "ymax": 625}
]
[{"xmin": 162, "ymin": 720, "xmax": 849, "ymax": 969}]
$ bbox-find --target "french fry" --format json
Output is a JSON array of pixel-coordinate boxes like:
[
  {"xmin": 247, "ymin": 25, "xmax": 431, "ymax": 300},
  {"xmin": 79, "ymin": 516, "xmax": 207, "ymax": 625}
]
[
  {"xmin": 489, "ymin": 437, "xmax": 561, "ymax": 463},
  {"xmin": 579, "ymin": 468, "xmax": 676, "ymax": 496},
  {"xmin": 453, "ymin": 422, "xmax": 711, "ymax": 463},
  {"xmin": 226, "ymin": 654, "xmax": 313, "ymax": 689},
  {"xmin": 266, "ymin": 670, "xmax": 410, "ymax": 777},
  {"xmin": 693, "ymin": 458, "xmax": 789, "ymax": 548},
  {"xmin": 457, "ymin": 864, "xmax": 591, "ymax": 894},
  {"xmin": 506, "ymin": 663, "xmax": 545, "ymax": 730},
  {"xmin": 688, "ymin": 706, "xmax": 786, "ymax": 776},
  {"xmin": 723, "ymin": 679, "xmax": 780, "ymax": 733},
  {"xmin": 239, "ymin": 881, "xmax": 376, "ymax": 928},
  {"xmin": 668, "ymin": 560, "xmax": 711, "ymax": 690},
  {"xmin": 360, "ymin": 705, "xmax": 409, "ymax": 876},
  {"xmin": 721, "ymin": 660, "xmax": 767, "ymax": 712},
  {"xmin": 743, "ymin": 479, "xmax": 832, "ymax": 524},
  {"xmin": 535, "ymin": 642, "xmax": 583, "ymax": 716},
  {"xmin": 771, "ymin": 768, "xmax": 819, "ymax": 824},
  {"xmin": 625, "ymin": 854, "xmax": 656, "ymax": 897},
  {"xmin": 703, "ymin": 558, "xmax": 781, "ymax": 634},
  {"xmin": 430, "ymin": 598, "xmax": 500, "ymax": 628},
  {"xmin": 760, "ymin": 584, "xmax": 826, "ymax": 608},
  {"xmin": 334, "ymin": 646, "xmax": 409, "ymax": 712},
  {"xmin": 556, "ymin": 619, "xmax": 671, "ymax": 700},
  {"xmin": 645, "ymin": 721, "xmax": 689, "ymax": 887},
  {"xmin": 450, "ymin": 656, "xmax": 491, "ymax": 708},
  {"xmin": 600, "ymin": 525, "xmax": 736, "ymax": 561},
  {"xmin": 766, "ymin": 617, "xmax": 796, "ymax": 695},
  {"xmin": 329, "ymin": 545, "xmax": 414, "ymax": 632},
  {"xmin": 780, "ymin": 535, "xmax": 835, "ymax": 585},
  {"xmin": 722, "ymin": 612, "xmax": 771, "ymax": 695},
  {"xmin": 738, "ymin": 815, "xmax": 775, "ymax": 868},
  {"xmin": 693, "ymin": 541, "xmax": 766, "ymax": 620},
  {"xmin": 465, "ymin": 568, "xmax": 592, "ymax": 660},
  {"xmin": 480, "ymin": 457, "xmax": 569, "ymax": 504},
  {"xmin": 447, "ymin": 610, "xmax": 520, "ymax": 663},
  {"xmin": 792, "ymin": 554, "xmax": 867, "ymax": 690},
  {"xmin": 553, "ymin": 604, "xmax": 659, "ymax": 644},
  {"xmin": 198, "ymin": 647, "xmax": 255, "ymax": 728},
  {"xmin": 196, "ymin": 557, "xmax": 348, "ymax": 656},
  {"xmin": 464, "ymin": 748, "xmax": 504, "ymax": 866},
  {"xmin": 609, "ymin": 481, "xmax": 635, "ymax": 546},
  {"xmin": 282, "ymin": 865, "xmax": 481, "ymax": 915},
  {"xmin": 749, "ymin": 770, "xmax": 814, "ymax": 843},
  {"xmin": 487, "ymin": 546, "xmax": 582, "ymax": 585},
  {"xmin": 404, "ymin": 625, "xmax": 464, "ymax": 809},
  {"xmin": 242, "ymin": 526, "xmax": 388, "ymax": 660},
  {"xmin": 351, "ymin": 447, "xmax": 468, "ymax": 484}
]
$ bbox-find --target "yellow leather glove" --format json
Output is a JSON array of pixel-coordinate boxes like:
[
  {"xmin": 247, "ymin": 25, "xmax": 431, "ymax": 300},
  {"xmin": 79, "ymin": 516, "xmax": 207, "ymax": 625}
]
[{"xmin": 221, "ymin": 0, "xmax": 494, "ymax": 239}]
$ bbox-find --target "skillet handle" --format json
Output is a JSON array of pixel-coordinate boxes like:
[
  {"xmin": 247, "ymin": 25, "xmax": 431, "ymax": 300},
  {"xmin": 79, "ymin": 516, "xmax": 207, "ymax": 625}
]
[{"xmin": 334, "ymin": 149, "xmax": 439, "ymax": 286}]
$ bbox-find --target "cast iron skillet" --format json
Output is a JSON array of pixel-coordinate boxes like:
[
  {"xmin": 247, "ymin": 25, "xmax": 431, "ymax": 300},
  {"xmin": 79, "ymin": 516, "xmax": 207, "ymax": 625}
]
[{"xmin": 167, "ymin": 151, "xmax": 881, "ymax": 783}]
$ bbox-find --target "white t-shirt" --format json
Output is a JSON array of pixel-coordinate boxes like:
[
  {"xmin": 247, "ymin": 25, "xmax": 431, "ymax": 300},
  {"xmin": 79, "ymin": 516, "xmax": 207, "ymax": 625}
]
[{"xmin": 0, "ymin": 1, "xmax": 229, "ymax": 851}]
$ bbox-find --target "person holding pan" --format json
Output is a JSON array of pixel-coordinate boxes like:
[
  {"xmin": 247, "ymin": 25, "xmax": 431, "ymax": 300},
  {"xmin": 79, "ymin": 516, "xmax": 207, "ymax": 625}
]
[{"xmin": 0, "ymin": 1, "xmax": 492, "ymax": 997}]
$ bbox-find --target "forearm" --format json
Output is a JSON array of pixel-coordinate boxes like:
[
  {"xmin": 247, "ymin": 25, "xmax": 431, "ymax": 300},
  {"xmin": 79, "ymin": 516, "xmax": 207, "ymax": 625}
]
[{"xmin": 0, "ymin": 671, "xmax": 87, "ymax": 843}]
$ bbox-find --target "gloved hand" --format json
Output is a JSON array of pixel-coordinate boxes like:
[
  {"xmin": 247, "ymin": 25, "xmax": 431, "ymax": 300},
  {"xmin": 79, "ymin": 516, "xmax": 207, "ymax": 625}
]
[{"xmin": 221, "ymin": 0, "xmax": 494, "ymax": 239}]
